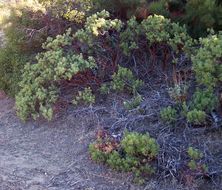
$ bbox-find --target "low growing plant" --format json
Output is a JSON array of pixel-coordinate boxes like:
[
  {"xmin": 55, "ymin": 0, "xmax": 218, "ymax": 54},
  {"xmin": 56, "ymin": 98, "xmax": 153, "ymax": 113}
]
[
  {"xmin": 190, "ymin": 89, "xmax": 218, "ymax": 113},
  {"xmin": 160, "ymin": 106, "xmax": 177, "ymax": 124},
  {"xmin": 187, "ymin": 147, "xmax": 208, "ymax": 172},
  {"xmin": 111, "ymin": 66, "xmax": 144, "ymax": 94},
  {"xmin": 72, "ymin": 87, "xmax": 95, "ymax": 106},
  {"xmin": 186, "ymin": 109, "xmax": 206, "ymax": 125},
  {"xmin": 89, "ymin": 131, "xmax": 159, "ymax": 183}
]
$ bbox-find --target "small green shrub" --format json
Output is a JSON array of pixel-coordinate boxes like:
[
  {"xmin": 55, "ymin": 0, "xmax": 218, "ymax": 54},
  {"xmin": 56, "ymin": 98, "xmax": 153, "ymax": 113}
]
[
  {"xmin": 89, "ymin": 143, "xmax": 108, "ymax": 163},
  {"xmin": 72, "ymin": 87, "xmax": 95, "ymax": 106},
  {"xmin": 89, "ymin": 131, "xmax": 159, "ymax": 183},
  {"xmin": 160, "ymin": 106, "xmax": 177, "ymax": 123},
  {"xmin": 121, "ymin": 132, "xmax": 159, "ymax": 159},
  {"xmin": 112, "ymin": 66, "xmax": 144, "ymax": 94},
  {"xmin": 190, "ymin": 89, "xmax": 218, "ymax": 113},
  {"xmin": 187, "ymin": 147, "xmax": 208, "ymax": 172},
  {"xmin": 186, "ymin": 109, "xmax": 206, "ymax": 125}
]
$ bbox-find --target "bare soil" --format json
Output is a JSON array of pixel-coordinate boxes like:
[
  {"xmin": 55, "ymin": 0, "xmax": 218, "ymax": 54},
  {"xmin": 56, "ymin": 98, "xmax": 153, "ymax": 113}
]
[{"xmin": 0, "ymin": 94, "xmax": 141, "ymax": 190}]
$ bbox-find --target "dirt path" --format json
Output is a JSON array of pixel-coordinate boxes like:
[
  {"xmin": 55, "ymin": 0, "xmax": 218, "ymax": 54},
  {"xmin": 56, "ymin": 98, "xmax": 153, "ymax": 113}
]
[{"xmin": 0, "ymin": 94, "xmax": 144, "ymax": 190}]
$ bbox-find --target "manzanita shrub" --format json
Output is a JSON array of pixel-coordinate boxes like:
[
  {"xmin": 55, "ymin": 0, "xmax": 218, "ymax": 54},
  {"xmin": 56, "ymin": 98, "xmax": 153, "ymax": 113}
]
[{"xmin": 16, "ymin": 29, "xmax": 96, "ymax": 121}]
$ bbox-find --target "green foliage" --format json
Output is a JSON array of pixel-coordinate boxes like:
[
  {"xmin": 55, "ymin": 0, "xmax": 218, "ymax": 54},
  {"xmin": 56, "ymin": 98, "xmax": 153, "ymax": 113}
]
[
  {"xmin": 89, "ymin": 132, "xmax": 159, "ymax": 183},
  {"xmin": 184, "ymin": 0, "xmax": 222, "ymax": 38},
  {"xmin": 142, "ymin": 14, "xmax": 171, "ymax": 44},
  {"xmin": 39, "ymin": 0, "xmax": 89, "ymax": 18},
  {"xmin": 186, "ymin": 109, "xmax": 206, "ymax": 125},
  {"xmin": 187, "ymin": 147, "xmax": 207, "ymax": 172},
  {"xmin": 190, "ymin": 89, "xmax": 218, "ymax": 113},
  {"xmin": 63, "ymin": 9, "xmax": 85, "ymax": 23},
  {"xmin": 0, "ymin": 1, "xmax": 47, "ymax": 96},
  {"xmin": 100, "ymin": 83, "xmax": 110, "ymax": 95},
  {"xmin": 15, "ymin": 29, "xmax": 96, "ymax": 121},
  {"xmin": 0, "ymin": 46, "xmax": 28, "ymax": 96},
  {"xmin": 72, "ymin": 87, "xmax": 95, "ymax": 105},
  {"xmin": 148, "ymin": 0, "xmax": 222, "ymax": 38},
  {"xmin": 120, "ymin": 16, "xmax": 141, "ymax": 55},
  {"xmin": 188, "ymin": 147, "xmax": 203, "ymax": 160},
  {"xmin": 0, "ymin": 0, "xmax": 47, "ymax": 53},
  {"xmin": 120, "ymin": 14, "xmax": 194, "ymax": 55},
  {"xmin": 91, "ymin": 0, "xmax": 147, "ymax": 19},
  {"xmin": 160, "ymin": 106, "xmax": 177, "ymax": 123},
  {"xmin": 148, "ymin": 0, "xmax": 169, "ymax": 17},
  {"xmin": 123, "ymin": 94, "xmax": 142, "ymax": 110},
  {"xmin": 141, "ymin": 15, "xmax": 194, "ymax": 53},
  {"xmin": 192, "ymin": 32, "xmax": 222, "ymax": 88},
  {"xmin": 106, "ymin": 151, "xmax": 125, "ymax": 171},
  {"xmin": 112, "ymin": 66, "xmax": 144, "ymax": 94},
  {"xmin": 89, "ymin": 143, "xmax": 108, "ymax": 163},
  {"xmin": 181, "ymin": 102, "xmax": 189, "ymax": 117},
  {"xmin": 121, "ymin": 132, "xmax": 159, "ymax": 158},
  {"xmin": 75, "ymin": 10, "xmax": 122, "ymax": 46}
]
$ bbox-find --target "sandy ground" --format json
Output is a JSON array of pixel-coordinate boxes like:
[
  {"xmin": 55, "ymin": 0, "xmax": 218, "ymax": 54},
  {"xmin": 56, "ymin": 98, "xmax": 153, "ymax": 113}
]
[{"xmin": 0, "ymin": 93, "xmax": 145, "ymax": 190}]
